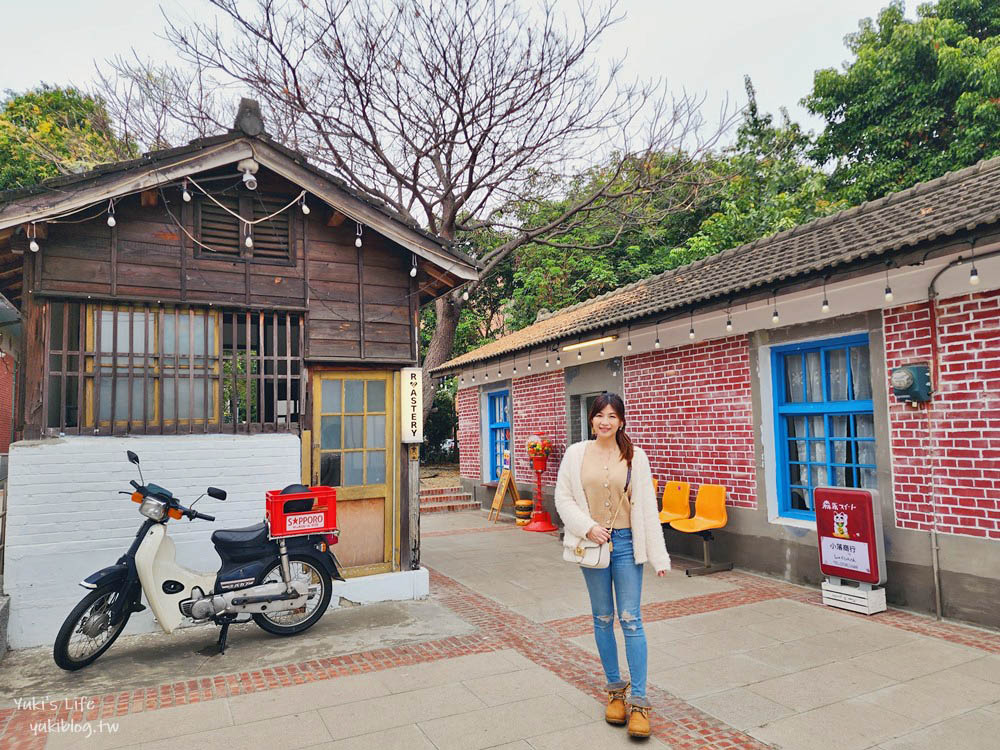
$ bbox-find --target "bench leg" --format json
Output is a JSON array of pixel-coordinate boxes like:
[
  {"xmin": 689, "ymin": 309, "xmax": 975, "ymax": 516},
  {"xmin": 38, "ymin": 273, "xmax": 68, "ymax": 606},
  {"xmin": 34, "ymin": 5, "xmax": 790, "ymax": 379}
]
[{"xmin": 685, "ymin": 532, "xmax": 734, "ymax": 576}]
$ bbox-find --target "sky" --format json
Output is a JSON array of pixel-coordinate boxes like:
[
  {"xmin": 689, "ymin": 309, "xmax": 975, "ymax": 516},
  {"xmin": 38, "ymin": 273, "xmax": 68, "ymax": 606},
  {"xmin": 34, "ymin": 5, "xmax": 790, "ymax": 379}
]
[{"xmin": 0, "ymin": 0, "xmax": 902, "ymax": 139}]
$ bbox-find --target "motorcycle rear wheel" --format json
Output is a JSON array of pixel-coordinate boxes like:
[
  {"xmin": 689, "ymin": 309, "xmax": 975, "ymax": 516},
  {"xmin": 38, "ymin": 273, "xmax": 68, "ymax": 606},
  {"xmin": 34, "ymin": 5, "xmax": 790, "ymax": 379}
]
[
  {"xmin": 53, "ymin": 585, "xmax": 131, "ymax": 671},
  {"xmin": 252, "ymin": 555, "xmax": 332, "ymax": 636}
]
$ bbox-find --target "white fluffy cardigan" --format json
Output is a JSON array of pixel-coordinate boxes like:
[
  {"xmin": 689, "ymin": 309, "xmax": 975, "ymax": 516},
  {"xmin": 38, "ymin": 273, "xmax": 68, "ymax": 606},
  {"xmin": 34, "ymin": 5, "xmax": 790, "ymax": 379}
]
[{"xmin": 554, "ymin": 441, "xmax": 671, "ymax": 573}]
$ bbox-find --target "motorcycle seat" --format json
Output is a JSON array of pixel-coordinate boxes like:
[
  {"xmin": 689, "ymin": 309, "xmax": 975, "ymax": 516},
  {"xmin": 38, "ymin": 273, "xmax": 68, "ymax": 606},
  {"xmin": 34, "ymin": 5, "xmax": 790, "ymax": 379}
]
[{"xmin": 211, "ymin": 522, "xmax": 270, "ymax": 548}]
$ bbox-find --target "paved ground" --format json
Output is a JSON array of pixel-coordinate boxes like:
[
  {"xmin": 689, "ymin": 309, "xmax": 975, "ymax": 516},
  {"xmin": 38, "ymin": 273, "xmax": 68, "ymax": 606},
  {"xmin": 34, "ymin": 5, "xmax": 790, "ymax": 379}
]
[{"xmin": 1, "ymin": 510, "xmax": 999, "ymax": 750}]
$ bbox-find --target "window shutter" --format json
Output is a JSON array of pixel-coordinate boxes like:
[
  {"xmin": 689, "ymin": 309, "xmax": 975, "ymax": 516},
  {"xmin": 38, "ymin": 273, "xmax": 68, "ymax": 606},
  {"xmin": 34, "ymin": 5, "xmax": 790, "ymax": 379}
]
[
  {"xmin": 198, "ymin": 195, "xmax": 242, "ymax": 256},
  {"xmin": 251, "ymin": 195, "xmax": 291, "ymax": 261}
]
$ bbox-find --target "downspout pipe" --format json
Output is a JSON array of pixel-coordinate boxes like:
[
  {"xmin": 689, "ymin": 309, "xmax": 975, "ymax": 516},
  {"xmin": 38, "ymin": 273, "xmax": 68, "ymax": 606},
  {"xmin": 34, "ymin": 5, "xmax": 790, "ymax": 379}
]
[{"xmin": 923, "ymin": 246, "xmax": 1000, "ymax": 620}]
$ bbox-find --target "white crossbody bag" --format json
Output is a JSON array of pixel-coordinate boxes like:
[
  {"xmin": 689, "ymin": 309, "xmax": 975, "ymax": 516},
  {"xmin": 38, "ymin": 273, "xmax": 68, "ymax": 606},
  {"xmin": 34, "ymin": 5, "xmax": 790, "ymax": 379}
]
[{"xmin": 563, "ymin": 466, "xmax": 631, "ymax": 569}]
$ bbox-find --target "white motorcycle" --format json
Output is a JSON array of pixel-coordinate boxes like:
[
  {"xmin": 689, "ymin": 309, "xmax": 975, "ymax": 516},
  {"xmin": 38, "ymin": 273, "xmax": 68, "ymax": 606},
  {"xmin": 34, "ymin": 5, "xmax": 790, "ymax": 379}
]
[{"xmin": 53, "ymin": 451, "xmax": 343, "ymax": 670}]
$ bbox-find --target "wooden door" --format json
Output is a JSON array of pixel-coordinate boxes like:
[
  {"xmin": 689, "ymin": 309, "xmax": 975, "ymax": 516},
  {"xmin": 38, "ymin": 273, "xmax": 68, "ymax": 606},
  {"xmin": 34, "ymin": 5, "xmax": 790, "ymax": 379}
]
[{"xmin": 310, "ymin": 371, "xmax": 398, "ymax": 576}]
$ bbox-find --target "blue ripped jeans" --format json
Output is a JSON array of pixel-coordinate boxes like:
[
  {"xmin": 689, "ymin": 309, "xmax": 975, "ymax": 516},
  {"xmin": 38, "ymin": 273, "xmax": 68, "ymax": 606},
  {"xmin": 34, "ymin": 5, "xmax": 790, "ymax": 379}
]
[{"xmin": 581, "ymin": 528, "xmax": 649, "ymax": 706}]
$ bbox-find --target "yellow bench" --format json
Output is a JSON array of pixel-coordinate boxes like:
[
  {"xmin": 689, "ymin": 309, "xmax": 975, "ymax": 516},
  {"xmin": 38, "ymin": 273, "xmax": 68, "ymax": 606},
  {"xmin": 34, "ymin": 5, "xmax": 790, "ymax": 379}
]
[{"xmin": 669, "ymin": 484, "xmax": 734, "ymax": 577}]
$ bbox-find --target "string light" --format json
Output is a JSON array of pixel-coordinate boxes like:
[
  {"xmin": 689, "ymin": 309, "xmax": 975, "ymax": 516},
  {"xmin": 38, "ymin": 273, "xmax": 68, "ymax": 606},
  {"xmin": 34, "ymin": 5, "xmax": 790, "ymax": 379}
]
[
  {"xmin": 471, "ymin": 372, "xmax": 476, "ymax": 383},
  {"xmin": 28, "ymin": 223, "xmax": 39, "ymax": 253},
  {"xmin": 577, "ymin": 349, "xmax": 582, "ymax": 359},
  {"xmin": 600, "ymin": 343, "xmax": 606, "ymax": 356},
  {"xmin": 726, "ymin": 303, "xmax": 733, "ymax": 333},
  {"xmin": 182, "ymin": 180, "xmax": 191, "ymax": 202},
  {"xmin": 821, "ymin": 277, "xmax": 830, "ymax": 313},
  {"xmin": 626, "ymin": 325, "xmax": 632, "ymax": 352},
  {"xmin": 301, "ymin": 196, "xmax": 310, "ymax": 214},
  {"xmin": 244, "ymin": 223, "xmax": 254, "ymax": 249},
  {"xmin": 355, "ymin": 222, "xmax": 363, "ymax": 248},
  {"xmin": 527, "ymin": 350, "xmax": 532, "ymax": 372},
  {"xmin": 512, "ymin": 356, "xmax": 518, "ymax": 375},
  {"xmin": 688, "ymin": 311, "xmax": 695, "ymax": 340},
  {"xmin": 654, "ymin": 321, "xmax": 661, "ymax": 349},
  {"xmin": 969, "ymin": 244, "xmax": 980, "ymax": 286},
  {"xmin": 410, "ymin": 254, "xmax": 418, "ymax": 278},
  {"xmin": 884, "ymin": 263, "xmax": 894, "ymax": 302},
  {"xmin": 772, "ymin": 293, "xmax": 780, "ymax": 325},
  {"xmin": 556, "ymin": 353, "xmax": 561, "ymax": 365},
  {"xmin": 106, "ymin": 199, "xmax": 116, "ymax": 228},
  {"xmin": 545, "ymin": 356, "xmax": 550, "ymax": 368}
]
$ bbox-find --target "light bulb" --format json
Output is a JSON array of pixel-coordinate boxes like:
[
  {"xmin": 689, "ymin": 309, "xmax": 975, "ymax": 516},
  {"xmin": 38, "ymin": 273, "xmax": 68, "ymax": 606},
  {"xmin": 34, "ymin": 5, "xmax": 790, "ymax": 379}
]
[
  {"xmin": 301, "ymin": 201, "xmax": 310, "ymax": 215},
  {"xmin": 726, "ymin": 318, "xmax": 733, "ymax": 332},
  {"xmin": 772, "ymin": 310, "xmax": 780, "ymax": 324},
  {"xmin": 29, "ymin": 239, "xmax": 39, "ymax": 252},
  {"xmin": 600, "ymin": 345, "xmax": 605, "ymax": 357},
  {"xmin": 182, "ymin": 188, "xmax": 191, "ymax": 202},
  {"xmin": 245, "ymin": 234, "xmax": 254, "ymax": 249},
  {"xmin": 527, "ymin": 362, "xmax": 531, "ymax": 371},
  {"xmin": 884, "ymin": 286, "xmax": 893, "ymax": 303},
  {"xmin": 484, "ymin": 371, "xmax": 488, "ymax": 380},
  {"xmin": 821, "ymin": 299, "xmax": 830, "ymax": 313},
  {"xmin": 556, "ymin": 355, "xmax": 561, "ymax": 365},
  {"xmin": 471, "ymin": 374, "xmax": 476, "ymax": 383},
  {"xmin": 577, "ymin": 350, "xmax": 582, "ymax": 359},
  {"xmin": 545, "ymin": 358, "xmax": 550, "ymax": 368},
  {"xmin": 410, "ymin": 266, "xmax": 418, "ymax": 278},
  {"xmin": 654, "ymin": 338, "xmax": 661, "ymax": 349},
  {"xmin": 460, "ymin": 376, "xmax": 464, "ymax": 384},
  {"xmin": 688, "ymin": 327, "xmax": 695, "ymax": 340},
  {"xmin": 462, "ymin": 290, "xmax": 469, "ymax": 301},
  {"xmin": 626, "ymin": 341, "xmax": 632, "ymax": 351},
  {"xmin": 513, "ymin": 366, "xmax": 517, "ymax": 374},
  {"xmin": 355, "ymin": 236, "xmax": 362, "ymax": 248},
  {"xmin": 107, "ymin": 214, "xmax": 116, "ymax": 227},
  {"xmin": 970, "ymin": 267, "xmax": 980, "ymax": 285}
]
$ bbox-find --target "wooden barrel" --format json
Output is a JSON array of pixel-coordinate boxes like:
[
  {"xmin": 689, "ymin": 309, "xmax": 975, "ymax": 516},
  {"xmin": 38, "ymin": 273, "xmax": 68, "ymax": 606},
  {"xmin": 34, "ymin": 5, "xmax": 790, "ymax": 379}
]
[{"xmin": 514, "ymin": 499, "xmax": 534, "ymax": 526}]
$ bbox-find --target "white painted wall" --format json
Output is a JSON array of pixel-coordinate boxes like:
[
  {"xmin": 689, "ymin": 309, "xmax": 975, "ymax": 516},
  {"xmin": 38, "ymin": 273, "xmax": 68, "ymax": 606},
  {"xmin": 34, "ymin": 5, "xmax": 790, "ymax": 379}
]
[{"xmin": 4, "ymin": 434, "xmax": 302, "ymax": 648}]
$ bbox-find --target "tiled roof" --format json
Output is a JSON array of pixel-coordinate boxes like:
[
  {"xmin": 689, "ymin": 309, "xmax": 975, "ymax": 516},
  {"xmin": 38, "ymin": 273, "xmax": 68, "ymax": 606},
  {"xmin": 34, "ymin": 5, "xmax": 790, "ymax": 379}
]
[{"xmin": 433, "ymin": 155, "xmax": 1000, "ymax": 373}]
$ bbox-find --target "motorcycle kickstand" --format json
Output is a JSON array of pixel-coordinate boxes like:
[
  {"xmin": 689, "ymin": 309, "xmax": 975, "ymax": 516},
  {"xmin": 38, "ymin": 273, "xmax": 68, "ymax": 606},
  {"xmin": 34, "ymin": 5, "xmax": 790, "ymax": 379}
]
[{"xmin": 217, "ymin": 620, "xmax": 231, "ymax": 655}]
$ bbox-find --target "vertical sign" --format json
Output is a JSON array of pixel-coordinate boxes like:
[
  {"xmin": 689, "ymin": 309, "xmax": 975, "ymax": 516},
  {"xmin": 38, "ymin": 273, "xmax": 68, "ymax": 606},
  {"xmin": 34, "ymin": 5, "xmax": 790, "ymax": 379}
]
[
  {"xmin": 815, "ymin": 487, "xmax": 886, "ymax": 585},
  {"xmin": 401, "ymin": 368, "xmax": 424, "ymax": 443}
]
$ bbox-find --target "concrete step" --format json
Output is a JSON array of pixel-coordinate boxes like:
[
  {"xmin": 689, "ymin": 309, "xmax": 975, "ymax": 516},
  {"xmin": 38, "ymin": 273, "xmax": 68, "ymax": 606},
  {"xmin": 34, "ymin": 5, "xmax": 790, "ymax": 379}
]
[{"xmin": 419, "ymin": 500, "xmax": 480, "ymax": 514}]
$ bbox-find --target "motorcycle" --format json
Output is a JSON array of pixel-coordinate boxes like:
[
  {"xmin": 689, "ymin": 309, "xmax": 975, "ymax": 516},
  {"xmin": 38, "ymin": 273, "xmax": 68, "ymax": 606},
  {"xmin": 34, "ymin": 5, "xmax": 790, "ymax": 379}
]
[{"xmin": 53, "ymin": 450, "xmax": 344, "ymax": 670}]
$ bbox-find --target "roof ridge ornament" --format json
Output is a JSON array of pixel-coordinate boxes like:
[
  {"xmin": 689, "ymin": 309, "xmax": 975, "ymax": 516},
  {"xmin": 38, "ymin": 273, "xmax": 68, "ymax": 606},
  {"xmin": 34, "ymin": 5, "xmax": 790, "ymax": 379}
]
[{"xmin": 234, "ymin": 98, "xmax": 265, "ymax": 137}]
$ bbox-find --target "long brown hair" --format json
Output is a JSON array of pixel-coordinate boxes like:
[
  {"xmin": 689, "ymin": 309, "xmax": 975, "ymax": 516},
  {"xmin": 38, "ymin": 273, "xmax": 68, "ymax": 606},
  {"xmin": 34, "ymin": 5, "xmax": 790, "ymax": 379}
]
[{"xmin": 587, "ymin": 393, "xmax": 634, "ymax": 466}]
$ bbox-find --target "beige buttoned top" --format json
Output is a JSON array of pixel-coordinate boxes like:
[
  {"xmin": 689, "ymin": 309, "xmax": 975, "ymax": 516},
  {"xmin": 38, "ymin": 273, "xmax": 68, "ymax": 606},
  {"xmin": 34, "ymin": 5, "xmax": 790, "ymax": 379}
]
[{"xmin": 581, "ymin": 442, "xmax": 631, "ymax": 528}]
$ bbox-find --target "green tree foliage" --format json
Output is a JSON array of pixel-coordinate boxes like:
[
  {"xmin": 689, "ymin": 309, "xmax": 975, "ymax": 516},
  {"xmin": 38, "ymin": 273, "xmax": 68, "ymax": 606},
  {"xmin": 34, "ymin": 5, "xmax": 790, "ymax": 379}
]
[
  {"xmin": 0, "ymin": 85, "xmax": 133, "ymax": 190},
  {"xmin": 667, "ymin": 79, "xmax": 847, "ymax": 268},
  {"xmin": 805, "ymin": 0, "xmax": 1000, "ymax": 202}
]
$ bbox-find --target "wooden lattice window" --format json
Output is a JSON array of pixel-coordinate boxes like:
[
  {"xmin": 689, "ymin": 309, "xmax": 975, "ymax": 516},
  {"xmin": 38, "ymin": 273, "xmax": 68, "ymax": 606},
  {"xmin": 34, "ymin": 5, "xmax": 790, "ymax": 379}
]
[
  {"xmin": 196, "ymin": 192, "xmax": 293, "ymax": 263},
  {"xmin": 43, "ymin": 301, "xmax": 303, "ymax": 435}
]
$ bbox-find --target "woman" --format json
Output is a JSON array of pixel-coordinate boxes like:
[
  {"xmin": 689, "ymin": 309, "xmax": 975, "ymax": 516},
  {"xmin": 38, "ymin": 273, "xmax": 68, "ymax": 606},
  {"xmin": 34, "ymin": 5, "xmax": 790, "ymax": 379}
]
[{"xmin": 554, "ymin": 393, "xmax": 670, "ymax": 739}]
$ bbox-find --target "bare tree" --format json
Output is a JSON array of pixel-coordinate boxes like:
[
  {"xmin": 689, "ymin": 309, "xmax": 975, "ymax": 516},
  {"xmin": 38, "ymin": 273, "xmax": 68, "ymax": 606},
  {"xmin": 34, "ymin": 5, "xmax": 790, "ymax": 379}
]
[{"xmin": 98, "ymin": 0, "xmax": 733, "ymax": 416}]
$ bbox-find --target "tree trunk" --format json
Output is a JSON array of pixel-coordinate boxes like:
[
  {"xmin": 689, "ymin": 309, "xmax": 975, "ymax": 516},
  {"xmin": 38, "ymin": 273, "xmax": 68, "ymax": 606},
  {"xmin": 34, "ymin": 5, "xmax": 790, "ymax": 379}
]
[{"xmin": 422, "ymin": 295, "xmax": 462, "ymax": 420}]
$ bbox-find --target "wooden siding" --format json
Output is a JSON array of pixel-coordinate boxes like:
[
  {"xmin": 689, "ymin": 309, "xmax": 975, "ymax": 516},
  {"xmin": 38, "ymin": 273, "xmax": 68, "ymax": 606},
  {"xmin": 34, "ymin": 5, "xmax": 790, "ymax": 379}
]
[{"xmin": 24, "ymin": 182, "xmax": 418, "ymax": 362}]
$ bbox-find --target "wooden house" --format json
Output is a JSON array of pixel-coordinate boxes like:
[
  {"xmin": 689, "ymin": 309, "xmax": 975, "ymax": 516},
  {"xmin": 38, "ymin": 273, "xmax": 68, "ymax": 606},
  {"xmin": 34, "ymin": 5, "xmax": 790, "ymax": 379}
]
[{"xmin": 0, "ymin": 101, "xmax": 478, "ymax": 648}]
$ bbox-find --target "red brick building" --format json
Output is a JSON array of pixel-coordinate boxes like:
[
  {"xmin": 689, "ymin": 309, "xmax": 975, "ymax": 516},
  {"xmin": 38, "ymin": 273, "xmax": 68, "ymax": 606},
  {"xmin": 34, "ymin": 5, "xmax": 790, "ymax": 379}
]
[{"xmin": 436, "ymin": 157, "xmax": 1000, "ymax": 629}]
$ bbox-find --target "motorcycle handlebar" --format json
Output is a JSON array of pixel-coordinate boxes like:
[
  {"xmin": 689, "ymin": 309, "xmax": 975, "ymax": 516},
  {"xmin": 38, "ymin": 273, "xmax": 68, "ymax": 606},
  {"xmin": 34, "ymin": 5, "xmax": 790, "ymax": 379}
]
[{"xmin": 187, "ymin": 509, "xmax": 215, "ymax": 522}]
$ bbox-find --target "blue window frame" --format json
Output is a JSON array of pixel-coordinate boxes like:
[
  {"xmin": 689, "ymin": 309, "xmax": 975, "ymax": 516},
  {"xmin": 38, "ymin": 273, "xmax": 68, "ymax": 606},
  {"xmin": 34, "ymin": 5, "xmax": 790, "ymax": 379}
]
[
  {"xmin": 487, "ymin": 390, "xmax": 510, "ymax": 482},
  {"xmin": 772, "ymin": 334, "xmax": 876, "ymax": 520}
]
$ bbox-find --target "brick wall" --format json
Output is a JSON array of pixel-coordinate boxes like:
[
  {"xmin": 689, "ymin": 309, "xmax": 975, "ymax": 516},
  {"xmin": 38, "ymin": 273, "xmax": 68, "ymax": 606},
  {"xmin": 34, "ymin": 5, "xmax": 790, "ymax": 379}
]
[
  {"xmin": 884, "ymin": 290, "xmax": 1000, "ymax": 539},
  {"xmin": 0, "ymin": 356, "xmax": 12, "ymax": 453},
  {"xmin": 456, "ymin": 386, "xmax": 481, "ymax": 481},
  {"xmin": 511, "ymin": 371, "xmax": 567, "ymax": 487},
  {"xmin": 623, "ymin": 338, "xmax": 757, "ymax": 508},
  {"xmin": 4, "ymin": 433, "xmax": 301, "ymax": 647}
]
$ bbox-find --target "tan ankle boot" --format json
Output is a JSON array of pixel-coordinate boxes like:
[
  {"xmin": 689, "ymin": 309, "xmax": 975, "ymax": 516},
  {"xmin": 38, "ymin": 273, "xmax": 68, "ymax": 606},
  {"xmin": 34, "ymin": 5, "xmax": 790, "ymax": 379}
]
[
  {"xmin": 605, "ymin": 683, "xmax": 629, "ymax": 725},
  {"xmin": 627, "ymin": 704, "xmax": 651, "ymax": 738}
]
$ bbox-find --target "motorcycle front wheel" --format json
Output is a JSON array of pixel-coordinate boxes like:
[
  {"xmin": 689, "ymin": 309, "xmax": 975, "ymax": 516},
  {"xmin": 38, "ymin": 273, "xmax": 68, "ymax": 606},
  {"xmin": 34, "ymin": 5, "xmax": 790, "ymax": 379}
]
[
  {"xmin": 53, "ymin": 585, "xmax": 131, "ymax": 671},
  {"xmin": 252, "ymin": 555, "xmax": 332, "ymax": 636}
]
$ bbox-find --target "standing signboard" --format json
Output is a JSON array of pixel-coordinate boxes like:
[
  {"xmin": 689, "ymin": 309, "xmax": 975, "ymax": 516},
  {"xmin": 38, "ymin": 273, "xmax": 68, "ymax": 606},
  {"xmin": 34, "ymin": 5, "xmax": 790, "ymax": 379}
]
[{"xmin": 814, "ymin": 487, "xmax": 887, "ymax": 614}]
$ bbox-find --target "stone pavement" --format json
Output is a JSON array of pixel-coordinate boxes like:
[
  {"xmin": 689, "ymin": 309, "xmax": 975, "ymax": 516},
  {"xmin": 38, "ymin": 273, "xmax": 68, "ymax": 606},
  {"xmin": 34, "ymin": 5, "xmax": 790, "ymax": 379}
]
[{"xmin": 0, "ymin": 510, "xmax": 998, "ymax": 750}]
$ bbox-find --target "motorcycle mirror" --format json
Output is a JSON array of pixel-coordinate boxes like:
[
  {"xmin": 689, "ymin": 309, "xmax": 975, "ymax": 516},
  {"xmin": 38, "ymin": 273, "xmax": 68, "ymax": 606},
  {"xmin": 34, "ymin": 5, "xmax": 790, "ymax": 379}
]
[
  {"xmin": 127, "ymin": 451, "xmax": 140, "ymax": 465},
  {"xmin": 207, "ymin": 487, "xmax": 227, "ymax": 501}
]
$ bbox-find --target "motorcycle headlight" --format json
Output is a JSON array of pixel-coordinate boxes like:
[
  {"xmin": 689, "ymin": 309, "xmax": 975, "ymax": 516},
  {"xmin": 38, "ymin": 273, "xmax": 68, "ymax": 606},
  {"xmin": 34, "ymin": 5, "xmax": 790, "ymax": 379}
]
[{"xmin": 139, "ymin": 497, "xmax": 167, "ymax": 521}]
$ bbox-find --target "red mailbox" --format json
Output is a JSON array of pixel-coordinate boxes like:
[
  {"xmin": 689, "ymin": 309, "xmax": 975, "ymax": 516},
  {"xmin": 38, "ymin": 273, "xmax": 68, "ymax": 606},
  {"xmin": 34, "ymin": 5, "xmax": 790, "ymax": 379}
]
[{"xmin": 814, "ymin": 487, "xmax": 886, "ymax": 586}]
